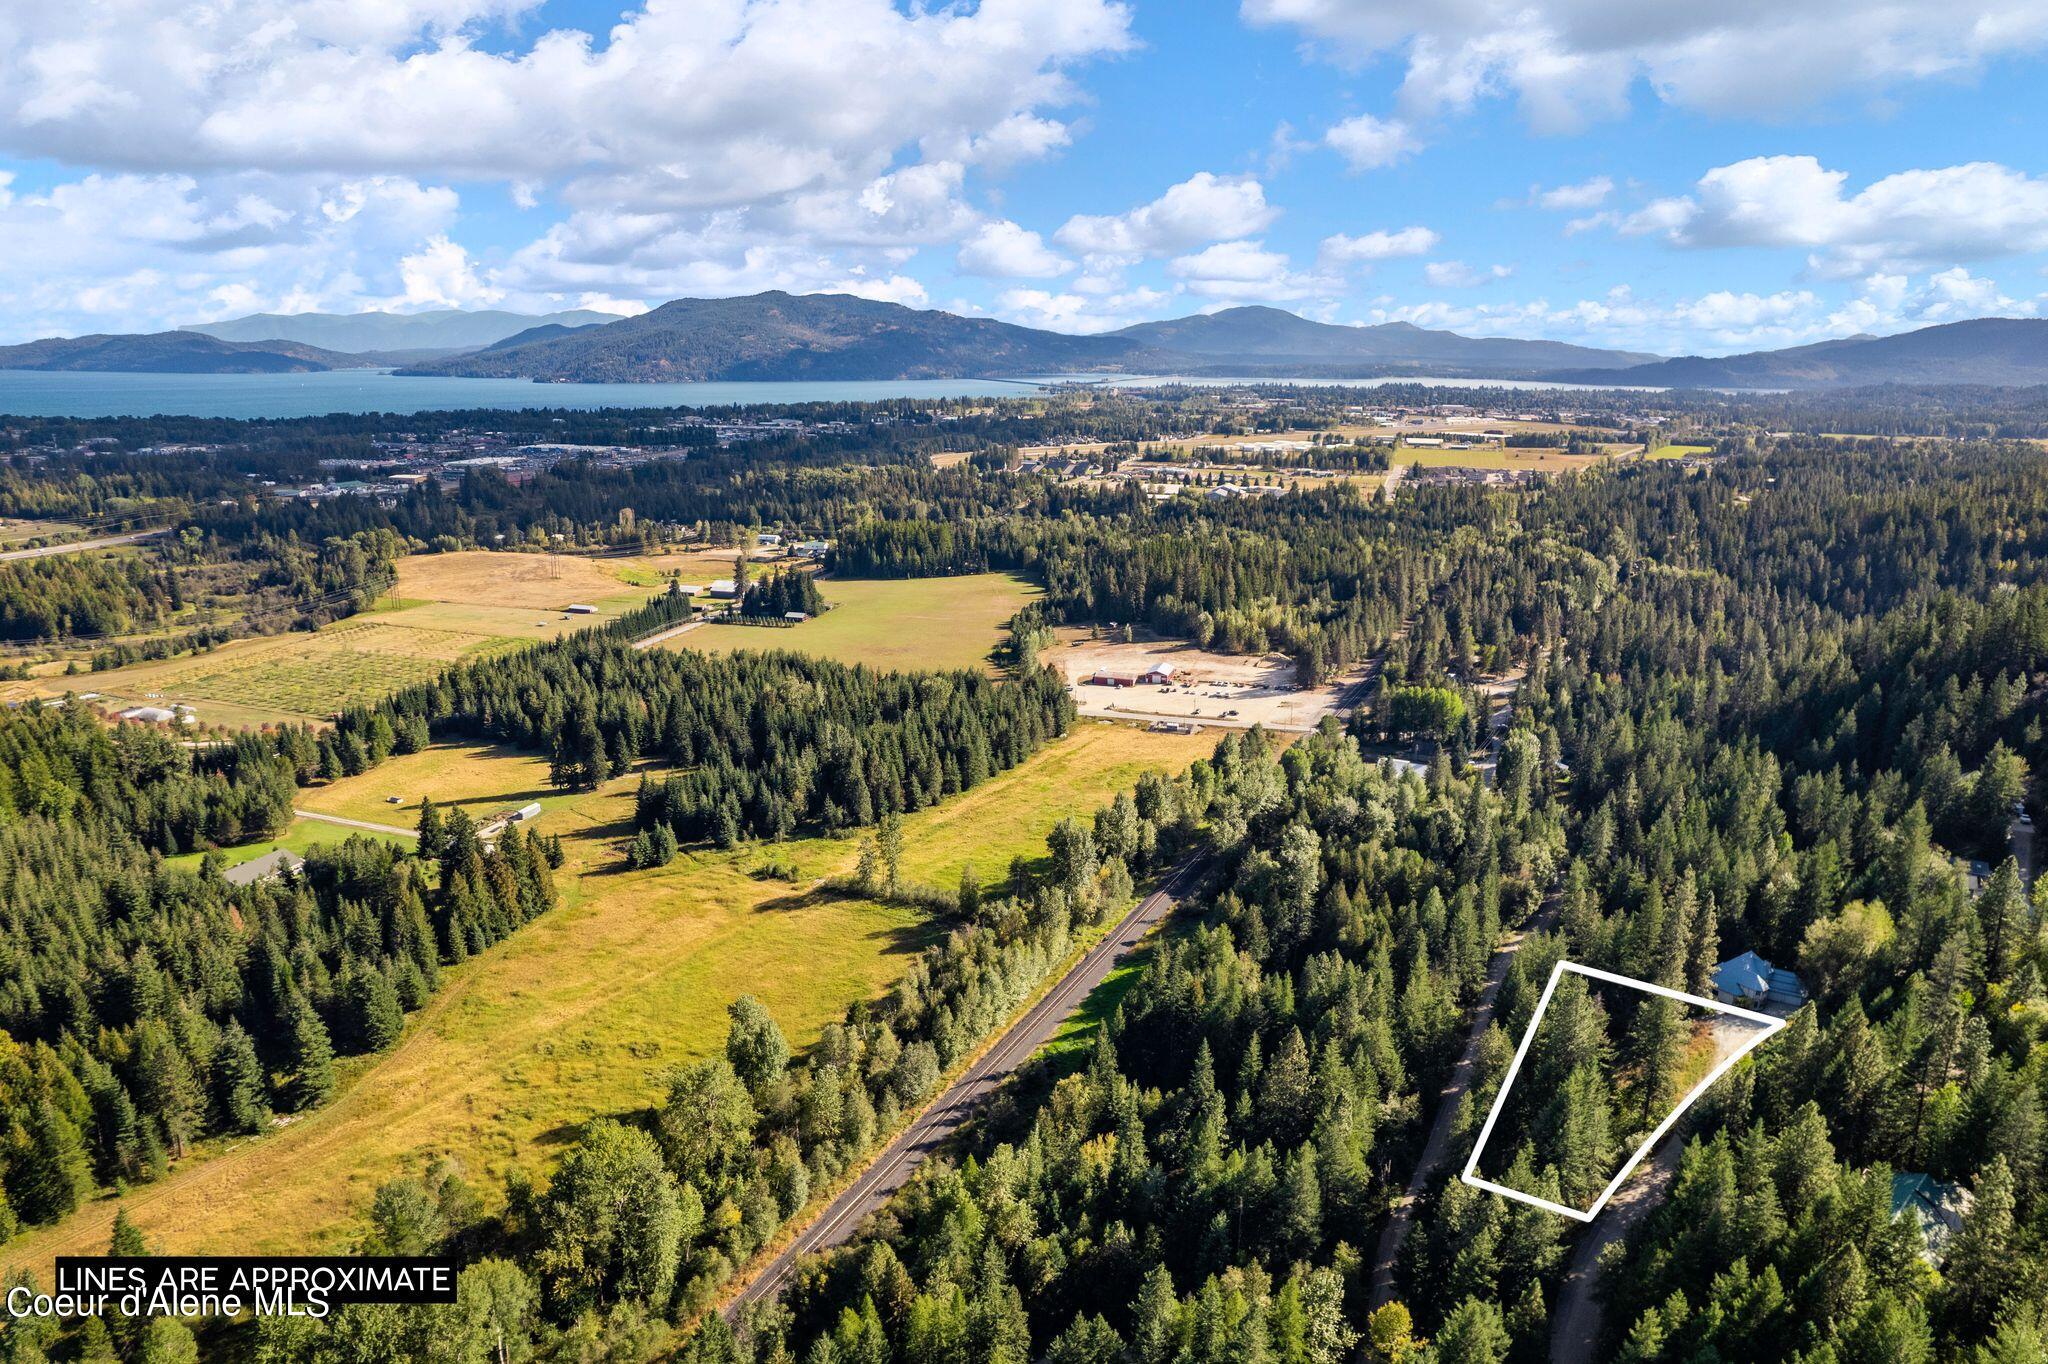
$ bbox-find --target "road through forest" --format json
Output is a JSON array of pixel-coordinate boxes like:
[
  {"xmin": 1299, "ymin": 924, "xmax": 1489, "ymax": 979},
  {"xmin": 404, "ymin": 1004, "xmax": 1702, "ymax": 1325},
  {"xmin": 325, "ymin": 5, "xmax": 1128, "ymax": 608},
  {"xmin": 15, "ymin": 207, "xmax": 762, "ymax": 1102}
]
[
  {"xmin": 1367, "ymin": 895, "xmax": 1560, "ymax": 1308},
  {"xmin": 721, "ymin": 856, "xmax": 1207, "ymax": 1319},
  {"xmin": 0, "ymin": 527, "xmax": 167, "ymax": 561}
]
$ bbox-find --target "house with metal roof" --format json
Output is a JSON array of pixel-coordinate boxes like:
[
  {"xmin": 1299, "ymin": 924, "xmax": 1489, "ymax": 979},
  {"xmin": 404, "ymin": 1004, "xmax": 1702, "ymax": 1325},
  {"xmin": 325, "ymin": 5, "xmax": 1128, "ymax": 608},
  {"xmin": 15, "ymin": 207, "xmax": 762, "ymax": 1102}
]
[
  {"xmin": 1711, "ymin": 950, "xmax": 1808, "ymax": 1012},
  {"xmin": 224, "ymin": 849, "xmax": 304, "ymax": 888},
  {"xmin": 1891, "ymin": 1173, "xmax": 1972, "ymax": 1263}
]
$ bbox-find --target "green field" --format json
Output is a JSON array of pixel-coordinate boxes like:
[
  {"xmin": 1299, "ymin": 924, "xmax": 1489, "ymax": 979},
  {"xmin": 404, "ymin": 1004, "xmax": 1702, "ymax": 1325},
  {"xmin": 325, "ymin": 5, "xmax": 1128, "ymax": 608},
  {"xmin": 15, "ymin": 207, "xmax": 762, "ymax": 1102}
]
[
  {"xmin": 672, "ymin": 572, "xmax": 1041, "ymax": 674},
  {"xmin": 0, "ymin": 561, "xmax": 1032, "ymax": 727},
  {"xmin": 161, "ymin": 817, "xmax": 410, "ymax": 874},
  {"xmin": 0, "ymin": 516, "xmax": 87, "ymax": 546},
  {"xmin": 1, "ymin": 720, "xmax": 1212, "ymax": 1274}
]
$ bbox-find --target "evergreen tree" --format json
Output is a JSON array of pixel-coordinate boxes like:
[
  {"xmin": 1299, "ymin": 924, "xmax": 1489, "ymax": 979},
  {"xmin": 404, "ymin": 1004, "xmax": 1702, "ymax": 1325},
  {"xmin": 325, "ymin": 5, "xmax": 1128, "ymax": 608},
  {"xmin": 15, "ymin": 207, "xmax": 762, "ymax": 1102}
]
[
  {"xmin": 214, "ymin": 1020, "xmax": 270, "ymax": 1134},
  {"xmin": 1433, "ymin": 1298, "xmax": 1511, "ymax": 1364},
  {"xmin": 15, "ymin": 1100, "xmax": 91, "ymax": 1224},
  {"xmin": 109, "ymin": 1206, "xmax": 147, "ymax": 1255},
  {"xmin": 417, "ymin": 798, "xmax": 447, "ymax": 861},
  {"xmin": 346, "ymin": 968, "xmax": 405, "ymax": 1052},
  {"xmin": 284, "ymin": 995, "xmax": 337, "ymax": 1112}
]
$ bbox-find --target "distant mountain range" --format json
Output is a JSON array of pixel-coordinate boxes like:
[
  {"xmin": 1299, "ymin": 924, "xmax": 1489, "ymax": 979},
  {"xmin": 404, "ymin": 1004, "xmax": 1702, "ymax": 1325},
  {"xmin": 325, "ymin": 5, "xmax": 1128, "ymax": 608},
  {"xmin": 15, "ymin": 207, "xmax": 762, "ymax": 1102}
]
[
  {"xmin": 0, "ymin": 331, "xmax": 371, "ymax": 374},
  {"xmin": 1551, "ymin": 318, "xmax": 2048, "ymax": 389},
  {"xmin": 186, "ymin": 307, "xmax": 617, "ymax": 355},
  {"xmin": 398, "ymin": 292, "xmax": 1657, "ymax": 382},
  {"xmin": 398, "ymin": 291, "xmax": 1153, "ymax": 382},
  {"xmin": 1111, "ymin": 306, "xmax": 1661, "ymax": 372},
  {"xmin": 5, "ymin": 297, "xmax": 2045, "ymax": 388}
]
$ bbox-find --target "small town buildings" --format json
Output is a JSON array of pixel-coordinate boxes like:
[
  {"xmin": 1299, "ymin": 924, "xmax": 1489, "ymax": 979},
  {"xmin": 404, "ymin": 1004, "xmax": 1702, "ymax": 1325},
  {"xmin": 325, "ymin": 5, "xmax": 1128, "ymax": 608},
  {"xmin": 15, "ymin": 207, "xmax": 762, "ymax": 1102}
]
[
  {"xmin": 564, "ymin": 603, "xmax": 597, "ymax": 615},
  {"xmin": 224, "ymin": 849, "xmax": 304, "ymax": 888},
  {"xmin": 708, "ymin": 578, "xmax": 740, "ymax": 599},
  {"xmin": 1711, "ymin": 950, "xmax": 1808, "ymax": 1012}
]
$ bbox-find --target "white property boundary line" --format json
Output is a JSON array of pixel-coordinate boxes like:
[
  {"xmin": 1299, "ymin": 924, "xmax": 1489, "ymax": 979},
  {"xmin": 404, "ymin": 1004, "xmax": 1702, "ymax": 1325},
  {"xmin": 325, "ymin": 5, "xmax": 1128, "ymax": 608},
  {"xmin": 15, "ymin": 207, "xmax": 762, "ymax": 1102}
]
[{"xmin": 1460, "ymin": 960, "xmax": 1786, "ymax": 1223}]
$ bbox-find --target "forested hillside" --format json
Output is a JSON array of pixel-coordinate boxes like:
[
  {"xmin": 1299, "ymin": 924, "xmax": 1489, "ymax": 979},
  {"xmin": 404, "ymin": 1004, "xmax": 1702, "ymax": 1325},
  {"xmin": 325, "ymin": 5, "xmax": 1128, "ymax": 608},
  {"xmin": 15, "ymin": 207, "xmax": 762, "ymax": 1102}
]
[
  {"xmin": 335, "ymin": 618, "xmax": 1073, "ymax": 842},
  {"xmin": 684, "ymin": 433, "xmax": 2048, "ymax": 1364},
  {"xmin": 723, "ymin": 722, "xmax": 1561, "ymax": 1364},
  {"xmin": 3, "ymin": 392, "xmax": 2047, "ymax": 1363},
  {"xmin": 0, "ymin": 703, "xmax": 556, "ymax": 1241}
]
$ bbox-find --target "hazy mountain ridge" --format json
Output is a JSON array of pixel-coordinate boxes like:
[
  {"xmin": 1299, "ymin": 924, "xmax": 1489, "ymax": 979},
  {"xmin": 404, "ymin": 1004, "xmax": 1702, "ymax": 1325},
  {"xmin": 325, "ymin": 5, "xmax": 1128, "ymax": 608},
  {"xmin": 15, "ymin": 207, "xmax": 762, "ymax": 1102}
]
[
  {"xmin": 10, "ymin": 300, "xmax": 2045, "ymax": 387},
  {"xmin": 400, "ymin": 292, "xmax": 1661, "ymax": 383},
  {"xmin": 187, "ymin": 308, "xmax": 618, "ymax": 354},
  {"xmin": 1112, "ymin": 305, "xmax": 1662, "ymax": 371},
  {"xmin": 1553, "ymin": 318, "xmax": 2048, "ymax": 388},
  {"xmin": 0, "ymin": 331, "xmax": 371, "ymax": 374}
]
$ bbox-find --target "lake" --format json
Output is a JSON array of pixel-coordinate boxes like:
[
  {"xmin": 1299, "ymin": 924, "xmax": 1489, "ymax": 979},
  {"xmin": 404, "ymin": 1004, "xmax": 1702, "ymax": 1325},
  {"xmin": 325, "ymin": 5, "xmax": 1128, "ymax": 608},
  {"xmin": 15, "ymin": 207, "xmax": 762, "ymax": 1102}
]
[
  {"xmin": 0, "ymin": 368, "xmax": 1655, "ymax": 419},
  {"xmin": 0, "ymin": 369, "xmax": 1072, "ymax": 419}
]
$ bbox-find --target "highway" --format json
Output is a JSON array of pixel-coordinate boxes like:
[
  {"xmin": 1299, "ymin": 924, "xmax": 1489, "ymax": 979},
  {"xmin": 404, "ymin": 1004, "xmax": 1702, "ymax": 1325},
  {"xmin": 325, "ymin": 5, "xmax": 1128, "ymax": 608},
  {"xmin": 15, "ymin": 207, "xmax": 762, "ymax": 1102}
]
[
  {"xmin": 0, "ymin": 527, "xmax": 167, "ymax": 562},
  {"xmin": 721, "ymin": 855, "xmax": 1206, "ymax": 1319}
]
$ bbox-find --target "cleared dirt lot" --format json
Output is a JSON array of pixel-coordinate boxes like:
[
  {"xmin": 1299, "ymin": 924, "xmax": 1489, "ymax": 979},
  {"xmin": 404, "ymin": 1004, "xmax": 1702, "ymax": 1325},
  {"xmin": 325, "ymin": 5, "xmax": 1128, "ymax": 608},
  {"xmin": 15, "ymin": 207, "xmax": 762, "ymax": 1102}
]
[{"xmin": 1051, "ymin": 635, "xmax": 1364, "ymax": 731}]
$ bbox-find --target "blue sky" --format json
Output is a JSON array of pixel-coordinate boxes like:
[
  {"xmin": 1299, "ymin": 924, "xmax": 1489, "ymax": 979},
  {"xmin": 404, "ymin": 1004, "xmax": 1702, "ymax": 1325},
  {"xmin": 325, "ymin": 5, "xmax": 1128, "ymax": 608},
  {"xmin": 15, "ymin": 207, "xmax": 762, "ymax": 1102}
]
[{"xmin": 2, "ymin": 0, "xmax": 2046, "ymax": 353}]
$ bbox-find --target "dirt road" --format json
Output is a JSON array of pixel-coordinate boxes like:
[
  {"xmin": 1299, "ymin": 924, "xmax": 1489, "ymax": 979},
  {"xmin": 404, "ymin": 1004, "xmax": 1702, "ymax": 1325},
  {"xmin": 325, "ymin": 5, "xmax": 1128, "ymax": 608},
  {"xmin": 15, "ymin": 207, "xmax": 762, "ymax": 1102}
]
[
  {"xmin": 1367, "ymin": 896, "xmax": 1559, "ymax": 1308},
  {"xmin": 294, "ymin": 809, "xmax": 418, "ymax": 838},
  {"xmin": 632, "ymin": 618, "xmax": 705, "ymax": 651},
  {"xmin": 1547, "ymin": 1123, "xmax": 1684, "ymax": 1362}
]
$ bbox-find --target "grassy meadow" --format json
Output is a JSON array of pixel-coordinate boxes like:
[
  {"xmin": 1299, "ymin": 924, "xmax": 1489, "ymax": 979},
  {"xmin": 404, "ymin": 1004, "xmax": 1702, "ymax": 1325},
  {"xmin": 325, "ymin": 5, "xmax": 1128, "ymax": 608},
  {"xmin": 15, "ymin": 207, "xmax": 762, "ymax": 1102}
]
[
  {"xmin": 0, "ymin": 550, "xmax": 661, "ymax": 728},
  {"xmin": 0, "ymin": 720, "xmax": 1211, "ymax": 1275},
  {"xmin": 160, "ymin": 817, "xmax": 410, "ymax": 875},
  {"xmin": 670, "ymin": 571, "xmax": 1040, "ymax": 675}
]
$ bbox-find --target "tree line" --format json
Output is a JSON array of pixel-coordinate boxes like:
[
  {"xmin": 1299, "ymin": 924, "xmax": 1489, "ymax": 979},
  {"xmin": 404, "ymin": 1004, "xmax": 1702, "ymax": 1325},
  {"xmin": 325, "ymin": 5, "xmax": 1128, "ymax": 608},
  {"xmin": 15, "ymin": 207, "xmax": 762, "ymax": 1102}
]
[{"xmin": 0, "ymin": 703, "xmax": 559, "ymax": 1245}]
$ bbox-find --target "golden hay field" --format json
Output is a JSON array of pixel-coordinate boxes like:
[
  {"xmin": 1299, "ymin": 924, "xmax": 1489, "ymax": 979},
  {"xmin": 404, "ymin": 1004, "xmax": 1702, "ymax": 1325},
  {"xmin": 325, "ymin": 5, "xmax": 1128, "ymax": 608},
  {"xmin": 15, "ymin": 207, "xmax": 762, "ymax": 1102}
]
[
  {"xmin": 0, "ymin": 721, "xmax": 1213, "ymax": 1275},
  {"xmin": 389, "ymin": 550, "xmax": 652, "ymax": 610},
  {"xmin": 0, "ymin": 550, "xmax": 664, "ymax": 728}
]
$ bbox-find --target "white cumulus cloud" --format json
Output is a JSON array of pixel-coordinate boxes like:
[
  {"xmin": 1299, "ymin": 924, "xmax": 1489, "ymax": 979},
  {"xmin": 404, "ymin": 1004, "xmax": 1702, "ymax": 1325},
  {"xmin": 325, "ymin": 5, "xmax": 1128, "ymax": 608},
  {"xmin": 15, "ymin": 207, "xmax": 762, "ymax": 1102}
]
[
  {"xmin": 1169, "ymin": 239, "xmax": 1335, "ymax": 302},
  {"xmin": 957, "ymin": 220, "xmax": 1072, "ymax": 278},
  {"xmin": 0, "ymin": 0, "xmax": 1136, "ymax": 335},
  {"xmin": 1532, "ymin": 176, "xmax": 1613, "ymax": 210},
  {"xmin": 1056, "ymin": 172, "xmax": 1279, "ymax": 259},
  {"xmin": 1324, "ymin": 113, "xmax": 1419, "ymax": 170},
  {"xmin": 997, "ymin": 285, "xmax": 1171, "ymax": 332},
  {"xmin": 1622, "ymin": 155, "xmax": 2048, "ymax": 276},
  {"xmin": 0, "ymin": 170, "xmax": 469, "ymax": 338},
  {"xmin": 1424, "ymin": 260, "xmax": 1513, "ymax": 287},
  {"xmin": 1243, "ymin": 0, "xmax": 2048, "ymax": 131},
  {"xmin": 1318, "ymin": 226, "xmax": 1439, "ymax": 267}
]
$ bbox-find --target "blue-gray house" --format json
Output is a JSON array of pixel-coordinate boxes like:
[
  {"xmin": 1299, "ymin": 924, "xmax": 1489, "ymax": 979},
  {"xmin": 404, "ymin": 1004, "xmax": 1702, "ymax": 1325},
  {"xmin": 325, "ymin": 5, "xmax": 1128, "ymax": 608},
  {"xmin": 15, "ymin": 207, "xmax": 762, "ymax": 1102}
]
[
  {"xmin": 1891, "ymin": 1173, "xmax": 1972, "ymax": 1262},
  {"xmin": 1711, "ymin": 950, "xmax": 1807, "ymax": 1012}
]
